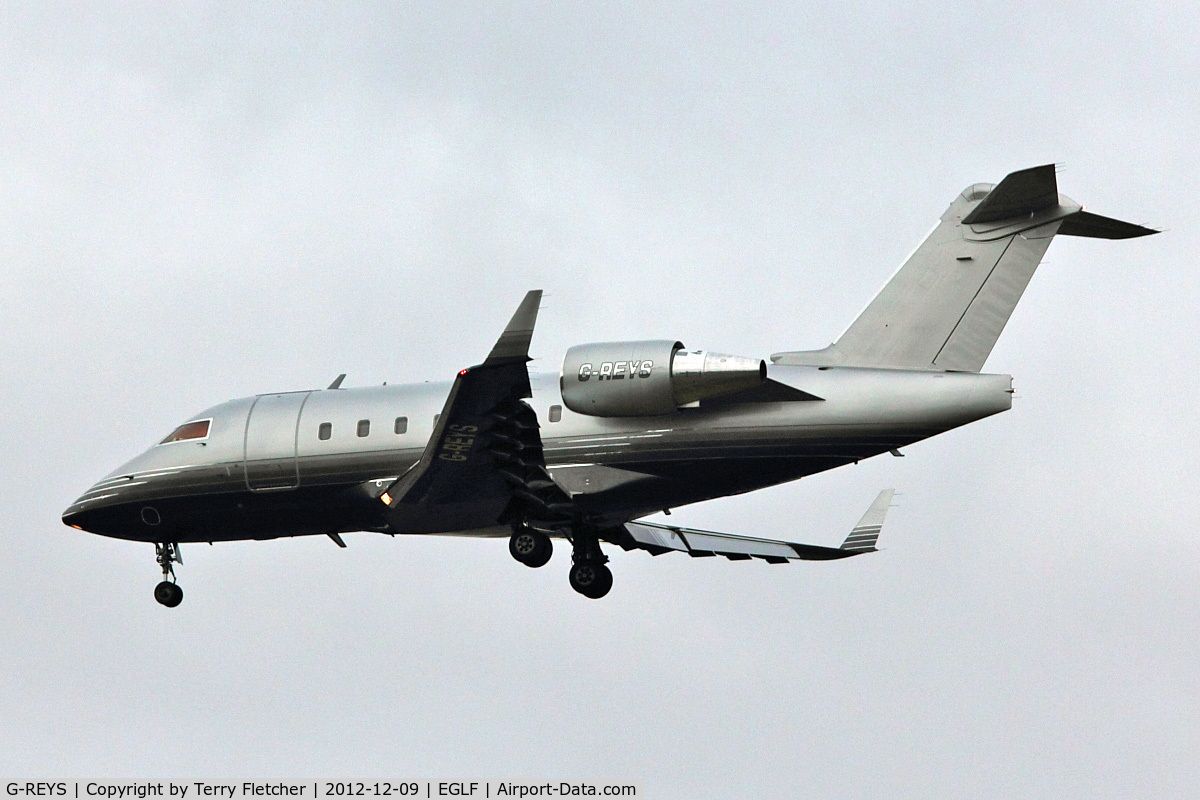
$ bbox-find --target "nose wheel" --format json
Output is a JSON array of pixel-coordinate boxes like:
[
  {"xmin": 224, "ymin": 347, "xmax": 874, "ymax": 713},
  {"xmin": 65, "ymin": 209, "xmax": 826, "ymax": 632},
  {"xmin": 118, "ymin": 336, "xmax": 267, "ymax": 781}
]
[
  {"xmin": 154, "ymin": 542, "xmax": 183, "ymax": 607},
  {"xmin": 154, "ymin": 580, "xmax": 183, "ymax": 607}
]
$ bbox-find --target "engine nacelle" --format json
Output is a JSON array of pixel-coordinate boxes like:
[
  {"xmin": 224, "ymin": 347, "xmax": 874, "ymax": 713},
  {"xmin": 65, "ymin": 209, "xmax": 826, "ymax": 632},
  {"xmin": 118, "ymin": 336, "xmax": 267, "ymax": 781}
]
[{"xmin": 561, "ymin": 340, "xmax": 766, "ymax": 417}]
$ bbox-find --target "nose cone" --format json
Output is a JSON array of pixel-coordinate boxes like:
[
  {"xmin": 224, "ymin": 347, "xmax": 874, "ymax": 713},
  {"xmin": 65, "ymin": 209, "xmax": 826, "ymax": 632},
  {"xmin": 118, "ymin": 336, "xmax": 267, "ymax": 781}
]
[
  {"xmin": 62, "ymin": 494, "xmax": 116, "ymax": 535},
  {"xmin": 62, "ymin": 503, "xmax": 82, "ymax": 529},
  {"xmin": 62, "ymin": 443, "xmax": 172, "ymax": 537},
  {"xmin": 62, "ymin": 470, "xmax": 146, "ymax": 537},
  {"xmin": 62, "ymin": 505, "xmax": 92, "ymax": 532}
]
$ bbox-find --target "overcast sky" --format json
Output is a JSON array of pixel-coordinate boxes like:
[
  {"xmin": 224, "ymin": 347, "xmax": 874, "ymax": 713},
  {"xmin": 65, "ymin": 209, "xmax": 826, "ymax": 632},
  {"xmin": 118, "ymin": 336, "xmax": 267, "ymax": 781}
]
[{"xmin": 1, "ymin": 3, "xmax": 1196, "ymax": 797}]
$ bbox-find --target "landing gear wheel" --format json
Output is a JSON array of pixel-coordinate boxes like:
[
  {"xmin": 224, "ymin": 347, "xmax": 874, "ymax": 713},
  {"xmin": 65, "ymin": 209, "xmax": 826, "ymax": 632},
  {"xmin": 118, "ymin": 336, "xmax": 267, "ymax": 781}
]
[
  {"xmin": 569, "ymin": 561, "xmax": 613, "ymax": 599},
  {"xmin": 509, "ymin": 529, "xmax": 553, "ymax": 568},
  {"xmin": 154, "ymin": 580, "xmax": 183, "ymax": 607},
  {"xmin": 153, "ymin": 542, "xmax": 184, "ymax": 607}
]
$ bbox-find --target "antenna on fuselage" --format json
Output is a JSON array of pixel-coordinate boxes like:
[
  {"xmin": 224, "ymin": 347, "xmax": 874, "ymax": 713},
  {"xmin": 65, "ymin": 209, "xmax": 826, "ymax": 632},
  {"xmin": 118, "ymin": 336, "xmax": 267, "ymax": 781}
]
[{"xmin": 327, "ymin": 374, "xmax": 346, "ymax": 390}]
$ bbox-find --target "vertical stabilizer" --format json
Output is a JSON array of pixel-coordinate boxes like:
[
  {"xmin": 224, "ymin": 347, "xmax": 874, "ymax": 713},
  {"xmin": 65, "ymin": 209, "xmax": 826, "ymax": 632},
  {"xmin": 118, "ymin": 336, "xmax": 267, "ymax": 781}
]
[{"xmin": 772, "ymin": 166, "xmax": 1156, "ymax": 372}]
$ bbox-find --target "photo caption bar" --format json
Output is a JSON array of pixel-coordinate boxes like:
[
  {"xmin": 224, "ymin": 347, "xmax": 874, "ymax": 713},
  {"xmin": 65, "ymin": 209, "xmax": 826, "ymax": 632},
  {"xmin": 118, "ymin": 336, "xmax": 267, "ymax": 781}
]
[{"xmin": 2, "ymin": 782, "xmax": 641, "ymax": 800}]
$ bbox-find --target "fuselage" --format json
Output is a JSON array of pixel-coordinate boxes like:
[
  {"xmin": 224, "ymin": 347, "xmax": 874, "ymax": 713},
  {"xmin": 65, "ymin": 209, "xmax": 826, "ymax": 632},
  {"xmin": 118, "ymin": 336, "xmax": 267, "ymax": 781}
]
[{"xmin": 63, "ymin": 364, "xmax": 1012, "ymax": 543}]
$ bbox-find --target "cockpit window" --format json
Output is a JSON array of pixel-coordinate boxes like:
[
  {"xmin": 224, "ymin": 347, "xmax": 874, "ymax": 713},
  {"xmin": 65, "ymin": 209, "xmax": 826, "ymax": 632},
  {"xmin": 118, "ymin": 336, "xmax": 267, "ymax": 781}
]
[{"xmin": 159, "ymin": 419, "xmax": 210, "ymax": 444}]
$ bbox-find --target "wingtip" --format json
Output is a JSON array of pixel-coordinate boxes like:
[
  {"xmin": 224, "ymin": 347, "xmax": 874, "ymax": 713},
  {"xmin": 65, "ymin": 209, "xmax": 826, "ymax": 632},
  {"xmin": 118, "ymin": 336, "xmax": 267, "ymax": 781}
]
[
  {"xmin": 840, "ymin": 488, "xmax": 895, "ymax": 552},
  {"xmin": 512, "ymin": 289, "xmax": 543, "ymax": 325},
  {"xmin": 483, "ymin": 289, "xmax": 544, "ymax": 364}
]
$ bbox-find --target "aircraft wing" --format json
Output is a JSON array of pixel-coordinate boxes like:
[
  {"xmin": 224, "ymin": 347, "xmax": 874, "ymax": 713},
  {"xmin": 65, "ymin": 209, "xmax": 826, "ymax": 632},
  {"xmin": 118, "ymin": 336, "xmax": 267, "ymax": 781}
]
[
  {"xmin": 380, "ymin": 290, "xmax": 573, "ymax": 531},
  {"xmin": 614, "ymin": 489, "xmax": 895, "ymax": 563}
]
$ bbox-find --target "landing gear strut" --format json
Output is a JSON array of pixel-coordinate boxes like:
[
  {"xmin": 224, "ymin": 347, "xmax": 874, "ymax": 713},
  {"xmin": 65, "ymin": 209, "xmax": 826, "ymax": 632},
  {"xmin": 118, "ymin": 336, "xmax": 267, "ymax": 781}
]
[
  {"xmin": 568, "ymin": 530, "xmax": 612, "ymax": 599},
  {"xmin": 154, "ymin": 542, "xmax": 183, "ymax": 608},
  {"xmin": 509, "ymin": 525, "xmax": 553, "ymax": 568}
]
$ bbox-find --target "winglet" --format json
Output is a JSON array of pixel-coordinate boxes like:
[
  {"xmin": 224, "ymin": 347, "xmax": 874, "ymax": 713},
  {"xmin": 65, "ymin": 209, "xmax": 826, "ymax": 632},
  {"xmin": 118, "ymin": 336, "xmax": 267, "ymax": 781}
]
[
  {"xmin": 484, "ymin": 290, "xmax": 543, "ymax": 365},
  {"xmin": 839, "ymin": 489, "xmax": 895, "ymax": 553}
]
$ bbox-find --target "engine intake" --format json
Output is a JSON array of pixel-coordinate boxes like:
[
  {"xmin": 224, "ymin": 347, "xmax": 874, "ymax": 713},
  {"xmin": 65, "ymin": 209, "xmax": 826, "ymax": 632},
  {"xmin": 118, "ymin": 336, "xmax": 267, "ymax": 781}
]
[{"xmin": 561, "ymin": 340, "xmax": 766, "ymax": 417}]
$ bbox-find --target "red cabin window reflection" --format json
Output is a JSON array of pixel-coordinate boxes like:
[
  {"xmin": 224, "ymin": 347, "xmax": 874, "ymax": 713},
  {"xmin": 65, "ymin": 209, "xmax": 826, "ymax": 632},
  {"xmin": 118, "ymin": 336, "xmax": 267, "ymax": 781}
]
[{"xmin": 159, "ymin": 419, "xmax": 210, "ymax": 444}]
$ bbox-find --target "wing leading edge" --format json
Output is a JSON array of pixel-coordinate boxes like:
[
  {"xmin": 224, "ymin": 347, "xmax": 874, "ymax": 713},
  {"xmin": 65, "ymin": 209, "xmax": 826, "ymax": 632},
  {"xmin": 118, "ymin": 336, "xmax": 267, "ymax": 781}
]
[{"xmin": 615, "ymin": 489, "xmax": 895, "ymax": 563}]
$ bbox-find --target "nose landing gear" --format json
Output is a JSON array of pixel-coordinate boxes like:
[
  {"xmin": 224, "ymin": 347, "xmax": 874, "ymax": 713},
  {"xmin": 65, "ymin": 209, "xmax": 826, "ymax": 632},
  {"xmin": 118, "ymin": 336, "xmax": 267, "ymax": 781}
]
[
  {"xmin": 154, "ymin": 580, "xmax": 183, "ymax": 607},
  {"xmin": 154, "ymin": 542, "xmax": 183, "ymax": 607}
]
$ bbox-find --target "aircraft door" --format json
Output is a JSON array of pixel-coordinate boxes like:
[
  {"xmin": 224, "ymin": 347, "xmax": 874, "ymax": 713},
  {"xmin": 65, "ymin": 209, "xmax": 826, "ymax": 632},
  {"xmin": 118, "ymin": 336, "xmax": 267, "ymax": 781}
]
[{"xmin": 243, "ymin": 391, "xmax": 311, "ymax": 491}]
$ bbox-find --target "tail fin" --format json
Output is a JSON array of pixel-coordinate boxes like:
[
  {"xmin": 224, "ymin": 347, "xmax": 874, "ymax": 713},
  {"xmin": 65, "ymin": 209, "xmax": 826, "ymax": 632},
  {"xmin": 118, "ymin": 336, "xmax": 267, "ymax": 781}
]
[{"xmin": 772, "ymin": 165, "xmax": 1157, "ymax": 372}]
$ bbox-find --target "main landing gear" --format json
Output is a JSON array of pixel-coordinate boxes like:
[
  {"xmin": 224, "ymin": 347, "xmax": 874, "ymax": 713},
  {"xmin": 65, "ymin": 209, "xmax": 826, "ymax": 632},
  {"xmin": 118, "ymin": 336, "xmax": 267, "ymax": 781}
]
[
  {"xmin": 153, "ymin": 542, "xmax": 183, "ymax": 608},
  {"xmin": 568, "ymin": 560, "xmax": 612, "ymax": 599},
  {"xmin": 568, "ymin": 530, "xmax": 612, "ymax": 600},
  {"xmin": 508, "ymin": 523, "xmax": 613, "ymax": 598},
  {"xmin": 509, "ymin": 525, "xmax": 553, "ymax": 568}
]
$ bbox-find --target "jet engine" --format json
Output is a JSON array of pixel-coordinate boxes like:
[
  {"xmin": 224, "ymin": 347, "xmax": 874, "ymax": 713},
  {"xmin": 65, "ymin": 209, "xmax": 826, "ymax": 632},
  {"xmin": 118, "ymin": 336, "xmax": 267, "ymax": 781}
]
[{"xmin": 560, "ymin": 340, "xmax": 766, "ymax": 417}]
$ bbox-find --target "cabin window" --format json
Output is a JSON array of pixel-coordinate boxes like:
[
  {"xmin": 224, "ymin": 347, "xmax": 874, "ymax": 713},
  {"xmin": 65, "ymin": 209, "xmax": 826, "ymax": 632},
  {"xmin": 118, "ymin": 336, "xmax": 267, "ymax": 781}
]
[
  {"xmin": 318, "ymin": 423, "xmax": 332, "ymax": 440},
  {"xmin": 549, "ymin": 405, "xmax": 562, "ymax": 423},
  {"xmin": 357, "ymin": 419, "xmax": 370, "ymax": 438},
  {"xmin": 160, "ymin": 419, "xmax": 210, "ymax": 444},
  {"xmin": 395, "ymin": 416, "xmax": 408, "ymax": 434}
]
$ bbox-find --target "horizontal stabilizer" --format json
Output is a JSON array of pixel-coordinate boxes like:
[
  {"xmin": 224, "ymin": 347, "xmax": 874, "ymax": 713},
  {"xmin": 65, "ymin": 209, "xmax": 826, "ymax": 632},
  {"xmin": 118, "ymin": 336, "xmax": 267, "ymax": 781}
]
[
  {"xmin": 961, "ymin": 164, "xmax": 1059, "ymax": 224},
  {"xmin": 614, "ymin": 489, "xmax": 894, "ymax": 563},
  {"xmin": 1057, "ymin": 210, "xmax": 1158, "ymax": 239}
]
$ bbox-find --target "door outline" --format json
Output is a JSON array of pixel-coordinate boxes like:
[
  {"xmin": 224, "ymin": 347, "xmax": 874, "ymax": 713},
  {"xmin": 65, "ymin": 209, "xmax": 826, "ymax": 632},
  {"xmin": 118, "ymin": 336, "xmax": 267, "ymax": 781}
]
[{"xmin": 243, "ymin": 391, "xmax": 311, "ymax": 491}]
